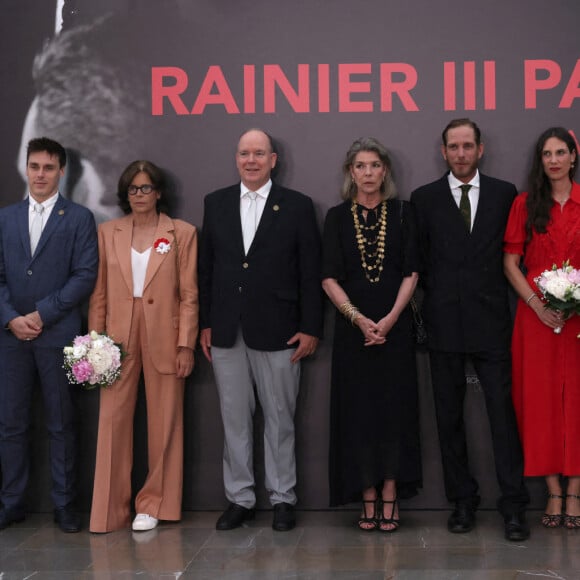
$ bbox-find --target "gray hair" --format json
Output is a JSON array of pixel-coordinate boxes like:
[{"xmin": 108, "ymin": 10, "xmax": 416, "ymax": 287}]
[{"xmin": 341, "ymin": 137, "xmax": 397, "ymax": 200}]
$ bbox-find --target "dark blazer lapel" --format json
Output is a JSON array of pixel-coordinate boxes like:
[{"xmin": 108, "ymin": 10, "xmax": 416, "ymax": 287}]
[
  {"xmin": 223, "ymin": 185, "xmax": 245, "ymax": 256},
  {"xmin": 30, "ymin": 195, "xmax": 68, "ymax": 259},
  {"xmin": 471, "ymin": 176, "xmax": 494, "ymax": 239},
  {"xmin": 248, "ymin": 184, "xmax": 283, "ymax": 254},
  {"xmin": 441, "ymin": 179, "xmax": 461, "ymax": 214},
  {"xmin": 144, "ymin": 213, "xmax": 175, "ymax": 290},
  {"xmin": 437, "ymin": 177, "xmax": 471, "ymax": 239},
  {"xmin": 114, "ymin": 215, "xmax": 134, "ymax": 295},
  {"xmin": 17, "ymin": 200, "xmax": 32, "ymax": 260}
]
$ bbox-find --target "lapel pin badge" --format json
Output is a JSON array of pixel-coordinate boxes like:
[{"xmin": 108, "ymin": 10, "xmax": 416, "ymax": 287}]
[
  {"xmin": 273, "ymin": 204, "xmax": 280, "ymax": 212},
  {"xmin": 58, "ymin": 209, "xmax": 65, "ymax": 215}
]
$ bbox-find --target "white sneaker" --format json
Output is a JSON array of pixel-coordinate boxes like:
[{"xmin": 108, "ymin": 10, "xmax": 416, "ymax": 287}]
[{"xmin": 132, "ymin": 513, "xmax": 159, "ymax": 531}]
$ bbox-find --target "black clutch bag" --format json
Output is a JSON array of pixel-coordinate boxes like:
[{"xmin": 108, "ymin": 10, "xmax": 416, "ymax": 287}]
[
  {"xmin": 398, "ymin": 200, "xmax": 428, "ymax": 349},
  {"xmin": 410, "ymin": 296, "xmax": 428, "ymax": 349}
]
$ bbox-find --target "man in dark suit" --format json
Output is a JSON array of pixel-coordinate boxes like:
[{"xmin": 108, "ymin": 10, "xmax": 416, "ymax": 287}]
[
  {"xmin": 0, "ymin": 137, "xmax": 98, "ymax": 532},
  {"xmin": 199, "ymin": 129, "xmax": 322, "ymax": 532},
  {"xmin": 411, "ymin": 119, "xmax": 529, "ymax": 541}
]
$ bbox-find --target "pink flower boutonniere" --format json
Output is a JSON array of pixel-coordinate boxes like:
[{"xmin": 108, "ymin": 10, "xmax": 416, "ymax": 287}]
[{"xmin": 154, "ymin": 237, "xmax": 171, "ymax": 254}]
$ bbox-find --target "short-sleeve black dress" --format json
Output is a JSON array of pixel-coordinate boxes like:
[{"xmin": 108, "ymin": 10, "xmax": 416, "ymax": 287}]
[{"xmin": 322, "ymin": 199, "xmax": 422, "ymax": 506}]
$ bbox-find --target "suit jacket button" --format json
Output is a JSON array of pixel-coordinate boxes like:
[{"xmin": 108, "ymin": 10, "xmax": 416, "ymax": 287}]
[
  {"xmin": 148, "ymin": 299, "xmax": 154, "ymax": 304},
  {"xmin": 27, "ymin": 270, "xmax": 33, "ymax": 276},
  {"xmin": 242, "ymin": 262, "xmax": 249, "ymax": 269}
]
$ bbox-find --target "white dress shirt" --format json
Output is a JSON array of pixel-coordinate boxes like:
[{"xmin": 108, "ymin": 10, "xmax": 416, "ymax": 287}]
[
  {"xmin": 240, "ymin": 179, "xmax": 272, "ymax": 253},
  {"xmin": 28, "ymin": 191, "xmax": 59, "ymax": 236}
]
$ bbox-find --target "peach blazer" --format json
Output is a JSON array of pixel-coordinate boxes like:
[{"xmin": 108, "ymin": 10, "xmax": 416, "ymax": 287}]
[{"xmin": 88, "ymin": 213, "xmax": 198, "ymax": 374}]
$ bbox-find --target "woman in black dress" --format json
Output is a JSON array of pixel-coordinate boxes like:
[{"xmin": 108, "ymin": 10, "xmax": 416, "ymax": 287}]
[{"xmin": 322, "ymin": 137, "xmax": 421, "ymax": 532}]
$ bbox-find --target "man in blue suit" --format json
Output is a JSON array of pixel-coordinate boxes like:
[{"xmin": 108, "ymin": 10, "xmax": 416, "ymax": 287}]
[{"xmin": 0, "ymin": 137, "xmax": 98, "ymax": 532}]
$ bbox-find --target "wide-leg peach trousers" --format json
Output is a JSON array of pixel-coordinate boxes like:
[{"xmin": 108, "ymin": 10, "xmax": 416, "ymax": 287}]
[{"xmin": 90, "ymin": 299, "xmax": 184, "ymax": 533}]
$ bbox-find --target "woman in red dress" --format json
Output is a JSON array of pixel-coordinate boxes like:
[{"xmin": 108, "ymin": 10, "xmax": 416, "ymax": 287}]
[{"xmin": 504, "ymin": 127, "xmax": 580, "ymax": 529}]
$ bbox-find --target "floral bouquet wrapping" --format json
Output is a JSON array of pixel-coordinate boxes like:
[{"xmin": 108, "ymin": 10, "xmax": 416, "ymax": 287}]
[
  {"xmin": 534, "ymin": 260, "xmax": 580, "ymax": 335},
  {"xmin": 63, "ymin": 331, "xmax": 123, "ymax": 389}
]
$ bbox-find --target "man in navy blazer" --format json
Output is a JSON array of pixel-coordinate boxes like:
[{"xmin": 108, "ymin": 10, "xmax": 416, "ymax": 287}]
[
  {"xmin": 199, "ymin": 129, "xmax": 322, "ymax": 532},
  {"xmin": 411, "ymin": 119, "xmax": 529, "ymax": 541},
  {"xmin": 0, "ymin": 137, "xmax": 98, "ymax": 532}
]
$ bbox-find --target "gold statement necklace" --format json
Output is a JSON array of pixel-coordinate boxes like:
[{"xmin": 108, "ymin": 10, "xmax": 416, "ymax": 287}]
[{"xmin": 351, "ymin": 200, "xmax": 387, "ymax": 283}]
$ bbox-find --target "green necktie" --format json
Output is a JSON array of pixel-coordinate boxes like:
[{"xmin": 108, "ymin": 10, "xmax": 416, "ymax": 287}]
[{"xmin": 459, "ymin": 184, "xmax": 471, "ymax": 231}]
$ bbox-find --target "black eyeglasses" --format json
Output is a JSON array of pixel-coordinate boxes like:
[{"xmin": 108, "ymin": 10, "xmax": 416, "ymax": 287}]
[{"xmin": 128, "ymin": 184, "xmax": 155, "ymax": 195}]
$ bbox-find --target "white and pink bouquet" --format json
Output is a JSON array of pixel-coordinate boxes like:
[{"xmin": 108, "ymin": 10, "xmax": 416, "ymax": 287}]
[
  {"xmin": 63, "ymin": 331, "xmax": 123, "ymax": 389},
  {"xmin": 534, "ymin": 260, "xmax": 580, "ymax": 335}
]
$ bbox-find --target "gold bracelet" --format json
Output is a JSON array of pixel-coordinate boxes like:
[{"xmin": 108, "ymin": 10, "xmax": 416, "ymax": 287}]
[
  {"xmin": 339, "ymin": 301, "xmax": 360, "ymax": 325},
  {"xmin": 525, "ymin": 292, "xmax": 537, "ymax": 306}
]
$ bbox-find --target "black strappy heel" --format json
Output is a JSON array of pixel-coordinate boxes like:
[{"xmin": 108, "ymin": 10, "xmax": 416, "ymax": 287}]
[
  {"xmin": 564, "ymin": 494, "xmax": 580, "ymax": 529},
  {"xmin": 357, "ymin": 499, "xmax": 378, "ymax": 531},
  {"xmin": 542, "ymin": 493, "xmax": 563, "ymax": 528},
  {"xmin": 378, "ymin": 498, "xmax": 400, "ymax": 533}
]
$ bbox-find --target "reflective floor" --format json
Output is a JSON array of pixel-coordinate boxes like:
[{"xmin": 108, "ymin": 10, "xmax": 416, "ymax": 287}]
[{"xmin": 0, "ymin": 510, "xmax": 579, "ymax": 579}]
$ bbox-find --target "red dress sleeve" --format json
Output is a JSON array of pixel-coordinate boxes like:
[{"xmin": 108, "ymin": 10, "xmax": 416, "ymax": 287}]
[{"xmin": 503, "ymin": 192, "xmax": 528, "ymax": 256}]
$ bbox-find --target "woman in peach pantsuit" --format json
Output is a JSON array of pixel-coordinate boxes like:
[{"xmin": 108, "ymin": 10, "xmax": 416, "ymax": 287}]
[{"xmin": 88, "ymin": 160, "xmax": 198, "ymax": 533}]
